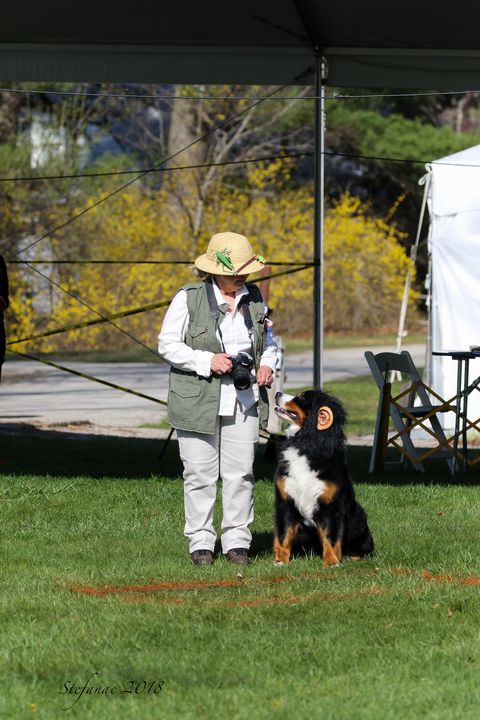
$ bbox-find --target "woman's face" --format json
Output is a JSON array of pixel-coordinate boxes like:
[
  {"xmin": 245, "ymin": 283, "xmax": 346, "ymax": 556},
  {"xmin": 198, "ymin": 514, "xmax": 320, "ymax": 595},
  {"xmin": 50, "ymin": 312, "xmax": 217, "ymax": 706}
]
[{"xmin": 214, "ymin": 274, "xmax": 249, "ymax": 294}]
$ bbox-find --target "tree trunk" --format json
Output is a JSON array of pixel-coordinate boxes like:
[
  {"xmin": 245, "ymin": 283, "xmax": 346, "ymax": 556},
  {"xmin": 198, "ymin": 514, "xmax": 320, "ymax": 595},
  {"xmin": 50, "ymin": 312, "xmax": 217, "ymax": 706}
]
[
  {"xmin": 167, "ymin": 87, "xmax": 207, "ymax": 165},
  {"xmin": 0, "ymin": 89, "xmax": 21, "ymax": 143}
]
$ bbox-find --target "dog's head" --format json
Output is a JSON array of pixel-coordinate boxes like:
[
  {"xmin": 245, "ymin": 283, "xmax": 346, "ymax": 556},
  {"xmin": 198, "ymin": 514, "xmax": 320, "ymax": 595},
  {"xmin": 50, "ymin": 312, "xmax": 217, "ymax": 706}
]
[{"xmin": 275, "ymin": 389, "xmax": 346, "ymax": 453}]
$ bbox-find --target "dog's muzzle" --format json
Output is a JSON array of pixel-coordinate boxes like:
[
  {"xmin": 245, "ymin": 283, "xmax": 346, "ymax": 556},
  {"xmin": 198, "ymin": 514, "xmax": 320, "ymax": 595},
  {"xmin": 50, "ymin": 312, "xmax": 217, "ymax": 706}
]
[{"xmin": 274, "ymin": 392, "xmax": 299, "ymax": 422}]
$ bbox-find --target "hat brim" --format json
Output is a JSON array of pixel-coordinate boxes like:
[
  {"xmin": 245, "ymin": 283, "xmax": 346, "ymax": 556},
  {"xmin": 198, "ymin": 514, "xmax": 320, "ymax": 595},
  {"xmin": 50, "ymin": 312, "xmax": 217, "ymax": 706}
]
[{"xmin": 194, "ymin": 255, "xmax": 266, "ymax": 276}]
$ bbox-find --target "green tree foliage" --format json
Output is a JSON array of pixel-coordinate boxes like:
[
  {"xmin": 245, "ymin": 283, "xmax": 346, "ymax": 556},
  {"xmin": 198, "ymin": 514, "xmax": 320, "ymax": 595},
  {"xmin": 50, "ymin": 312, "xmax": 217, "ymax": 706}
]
[
  {"xmin": 8, "ymin": 159, "xmax": 413, "ymax": 351},
  {"xmin": 327, "ymin": 103, "xmax": 480, "ymax": 236}
]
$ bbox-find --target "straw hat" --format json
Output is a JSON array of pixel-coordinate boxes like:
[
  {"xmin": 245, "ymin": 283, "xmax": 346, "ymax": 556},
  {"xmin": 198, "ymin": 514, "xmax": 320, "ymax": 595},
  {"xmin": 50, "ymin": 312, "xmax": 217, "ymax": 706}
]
[{"xmin": 195, "ymin": 232, "xmax": 267, "ymax": 276}]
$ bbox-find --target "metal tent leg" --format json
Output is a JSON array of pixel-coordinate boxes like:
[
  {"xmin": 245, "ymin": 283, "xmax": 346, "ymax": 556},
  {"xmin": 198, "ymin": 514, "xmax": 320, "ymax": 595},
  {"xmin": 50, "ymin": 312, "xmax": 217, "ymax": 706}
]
[{"xmin": 313, "ymin": 54, "xmax": 326, "ymax": 389}]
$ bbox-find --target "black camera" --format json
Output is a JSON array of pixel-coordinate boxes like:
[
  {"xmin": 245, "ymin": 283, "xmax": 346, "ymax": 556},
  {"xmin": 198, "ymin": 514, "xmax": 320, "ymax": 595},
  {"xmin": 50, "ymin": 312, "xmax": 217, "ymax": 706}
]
[{"xmin": 230, "ymin": 352, "xmax": 254, "ymax": 390}]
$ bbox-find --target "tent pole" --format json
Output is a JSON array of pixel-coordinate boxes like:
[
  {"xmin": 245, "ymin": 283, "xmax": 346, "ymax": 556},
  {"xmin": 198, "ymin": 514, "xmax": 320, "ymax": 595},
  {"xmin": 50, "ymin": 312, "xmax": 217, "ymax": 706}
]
[
  {"xmin": 394, "ymin": 172, "xmax": 431, "ymax": 357},
  {"xmin": 313, "ymin": 54, "xmax": 326, "ymax": 389}
]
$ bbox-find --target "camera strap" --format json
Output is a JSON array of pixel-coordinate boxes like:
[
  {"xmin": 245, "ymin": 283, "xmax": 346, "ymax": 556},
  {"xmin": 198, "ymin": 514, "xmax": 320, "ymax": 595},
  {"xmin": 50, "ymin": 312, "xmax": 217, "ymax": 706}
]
[
  {"xmin": 205, "ymin": 279, "xmax": 225, "ymax": 352},
  {"xmin": 239, "ymin": 296, "xmax": 257, "ymax": 370},
  {"xmin": 205, "ymin": 280, "xmax": 256, "ymax": 365}
]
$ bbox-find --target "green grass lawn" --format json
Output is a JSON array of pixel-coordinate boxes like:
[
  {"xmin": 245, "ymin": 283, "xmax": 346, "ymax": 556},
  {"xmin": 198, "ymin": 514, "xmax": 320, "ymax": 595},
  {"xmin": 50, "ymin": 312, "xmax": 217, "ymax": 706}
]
[
  {"xmin": 1, "ymin": 429, "xmax": 480, "ymax": 720},
  {"xmin": 323, "ymin": 376, "xmax": 380, "ymax": 437}
]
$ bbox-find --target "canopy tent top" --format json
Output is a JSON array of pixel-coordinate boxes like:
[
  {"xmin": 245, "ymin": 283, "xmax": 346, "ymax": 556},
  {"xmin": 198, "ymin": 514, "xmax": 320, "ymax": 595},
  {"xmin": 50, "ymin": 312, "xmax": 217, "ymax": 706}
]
[{"xmin": 2, "ymin": 0, "xmax": 480, "ymax": 88}]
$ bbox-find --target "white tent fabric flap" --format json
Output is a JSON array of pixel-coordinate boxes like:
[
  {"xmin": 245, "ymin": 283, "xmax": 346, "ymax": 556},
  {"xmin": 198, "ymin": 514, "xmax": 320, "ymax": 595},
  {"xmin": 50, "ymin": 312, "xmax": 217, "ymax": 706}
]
[{"xmin": 428, "ymin": 144, "xmax": 480, "ymax": 429}]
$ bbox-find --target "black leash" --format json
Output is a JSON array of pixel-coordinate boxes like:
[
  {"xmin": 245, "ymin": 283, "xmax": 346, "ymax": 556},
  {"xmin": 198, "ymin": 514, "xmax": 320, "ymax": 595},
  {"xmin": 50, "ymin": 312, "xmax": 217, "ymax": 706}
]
[{"xmin": 157, "ymin": 426, "xmax": 175, "ymax": 461}]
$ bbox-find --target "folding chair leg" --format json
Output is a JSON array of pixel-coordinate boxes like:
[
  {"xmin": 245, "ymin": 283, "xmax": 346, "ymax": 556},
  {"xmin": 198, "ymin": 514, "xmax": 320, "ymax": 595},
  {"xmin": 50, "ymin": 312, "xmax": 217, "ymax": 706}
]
[
  {"xmin": 370, "ymin": 382, "xmax": 390, "ymax": 472},
  {"xmin": 388, "ymin": 406, "xmax": 425, "ymax": 472}
]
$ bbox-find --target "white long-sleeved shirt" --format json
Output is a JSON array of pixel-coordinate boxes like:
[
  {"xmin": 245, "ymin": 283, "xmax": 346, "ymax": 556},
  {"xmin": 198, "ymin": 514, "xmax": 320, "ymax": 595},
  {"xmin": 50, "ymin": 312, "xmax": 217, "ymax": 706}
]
[{"xmin": 158, "ymin": 281, "xmax": 277, "ymax": 415}]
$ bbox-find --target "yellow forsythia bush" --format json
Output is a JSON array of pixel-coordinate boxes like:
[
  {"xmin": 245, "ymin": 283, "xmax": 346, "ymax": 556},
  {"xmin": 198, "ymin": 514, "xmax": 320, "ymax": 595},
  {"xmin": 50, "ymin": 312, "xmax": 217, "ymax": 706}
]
[
  {"xmin": 202, "ymin": 166, "xmax": 415, "ymax": 336},
  {"xmin": 6, "ymin": 164, "xmax": 416, "ymax": 352},
  {"xmin": 323, "ymin": 193, "xmax": 414, "ymax": 333}
]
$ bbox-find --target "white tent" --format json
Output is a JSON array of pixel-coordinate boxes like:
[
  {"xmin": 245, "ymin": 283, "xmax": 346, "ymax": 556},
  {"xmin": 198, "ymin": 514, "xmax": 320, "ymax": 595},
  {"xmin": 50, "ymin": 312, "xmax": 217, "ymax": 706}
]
[{"xmin": 427, "ymin": 144, "xmax": 480, "ymax": 428}]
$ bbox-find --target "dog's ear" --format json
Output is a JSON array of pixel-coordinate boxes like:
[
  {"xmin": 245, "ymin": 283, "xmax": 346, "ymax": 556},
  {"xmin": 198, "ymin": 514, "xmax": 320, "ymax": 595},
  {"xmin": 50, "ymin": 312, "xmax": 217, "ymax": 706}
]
[{"xmin": 317, "ymin": 406, "xmax": 334, "ymax": 431}]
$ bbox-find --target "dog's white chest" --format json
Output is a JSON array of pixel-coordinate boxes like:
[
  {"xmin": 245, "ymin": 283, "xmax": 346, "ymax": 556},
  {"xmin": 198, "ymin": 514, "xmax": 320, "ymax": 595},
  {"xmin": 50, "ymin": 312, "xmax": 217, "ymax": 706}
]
[{"xmin": 282, "ymin": 447, "xmax": 326, "ymax": 526}]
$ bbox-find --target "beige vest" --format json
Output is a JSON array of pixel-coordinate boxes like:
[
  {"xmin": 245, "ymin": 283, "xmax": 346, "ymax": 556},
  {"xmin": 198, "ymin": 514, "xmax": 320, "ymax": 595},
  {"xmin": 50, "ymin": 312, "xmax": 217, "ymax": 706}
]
[{"xmin": 167, "ymin": 280, "xmax": 269, "ymax": 434}]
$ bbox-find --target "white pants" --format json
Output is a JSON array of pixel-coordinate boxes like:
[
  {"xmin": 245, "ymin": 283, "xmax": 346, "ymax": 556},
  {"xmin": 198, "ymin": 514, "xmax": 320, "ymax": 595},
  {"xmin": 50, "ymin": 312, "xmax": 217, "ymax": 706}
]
[{"xmin": 177, "ymin": 403, "xmax": 259, "ymax": 554}]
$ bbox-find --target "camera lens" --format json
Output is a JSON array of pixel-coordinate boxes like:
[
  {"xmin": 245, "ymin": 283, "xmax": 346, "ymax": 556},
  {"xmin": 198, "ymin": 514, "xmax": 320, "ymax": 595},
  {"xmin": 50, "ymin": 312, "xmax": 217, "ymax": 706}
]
[{"xmin": 230, "ymin": 353, "xmax": 253, "ymax": 390}]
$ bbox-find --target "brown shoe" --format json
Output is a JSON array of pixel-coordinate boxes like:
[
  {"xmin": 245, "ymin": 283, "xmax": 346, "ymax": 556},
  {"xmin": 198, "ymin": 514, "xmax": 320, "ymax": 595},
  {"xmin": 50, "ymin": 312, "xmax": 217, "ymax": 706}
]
[
  {"xmin": 190, "ymin": 550, "xmax": 213, "ymax": 566},
  {"xmin": 225, "ymin": 548, "xmax": 250, "ymax": 565}
]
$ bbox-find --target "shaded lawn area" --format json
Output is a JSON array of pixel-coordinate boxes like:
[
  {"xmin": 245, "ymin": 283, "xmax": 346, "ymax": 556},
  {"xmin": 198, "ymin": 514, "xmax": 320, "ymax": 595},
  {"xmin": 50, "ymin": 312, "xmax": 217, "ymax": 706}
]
[{"xmin": 1, "ymin": 428, "xmax": 480, "ymax": 720}]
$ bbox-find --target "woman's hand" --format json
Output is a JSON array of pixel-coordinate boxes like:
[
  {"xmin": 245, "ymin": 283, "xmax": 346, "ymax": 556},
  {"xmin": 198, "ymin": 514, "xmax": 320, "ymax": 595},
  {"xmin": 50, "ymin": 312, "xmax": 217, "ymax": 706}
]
[
  {"xmin": 257, "ymin": 365, "xmax": 274, "ymax": 387},
  {"xmin": 211, "ymin": 353, "xmax": 233, "ymax": 375}
]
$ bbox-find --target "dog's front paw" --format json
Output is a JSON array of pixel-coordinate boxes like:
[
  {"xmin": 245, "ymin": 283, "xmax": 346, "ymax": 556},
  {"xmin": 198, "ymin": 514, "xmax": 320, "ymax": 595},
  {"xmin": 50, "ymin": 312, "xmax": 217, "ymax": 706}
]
[
  {"xmin": 322, "ymin": 558, "xmax": 341, "ymax": 569},
  {"xmin": 273, "ymin": 539, "xmax": 292, "ymax": 565}
]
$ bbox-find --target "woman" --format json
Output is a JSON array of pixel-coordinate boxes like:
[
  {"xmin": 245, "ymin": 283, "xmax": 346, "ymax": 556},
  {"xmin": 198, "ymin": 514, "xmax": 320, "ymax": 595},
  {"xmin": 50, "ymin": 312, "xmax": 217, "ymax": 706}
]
[{"xmin": 158, "ymin": 232, "xmax": 277, "ymax": 565}]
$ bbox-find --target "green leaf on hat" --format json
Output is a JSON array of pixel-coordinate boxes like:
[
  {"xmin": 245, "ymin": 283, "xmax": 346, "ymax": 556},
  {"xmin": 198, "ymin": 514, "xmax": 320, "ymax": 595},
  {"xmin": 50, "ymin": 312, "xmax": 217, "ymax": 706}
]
[{"xmin": 255, "ymin": 254, "xmax": 267, "ymax": 264}]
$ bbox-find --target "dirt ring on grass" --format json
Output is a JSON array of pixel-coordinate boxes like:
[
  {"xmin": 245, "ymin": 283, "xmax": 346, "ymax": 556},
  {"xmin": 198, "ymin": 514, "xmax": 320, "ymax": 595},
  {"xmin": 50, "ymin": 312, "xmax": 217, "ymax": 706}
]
[
  {"xmin": 67, "ymin": 569, "xmax": 383, "ymax": 607},
  {"xmin": 66, "ymin": 565, "xmax": 480, "ymax": 607},
  {"xmin": 68, "ymin": 584, "xmax": 384, "ymax": 608},
  {"xmin": 218, "ymin": 586, "xmax": 383, "ymax": 608},
  {"xmin": 422, "ymin": 570, "xmax": 480, "ymax": 586},
  {"xmin": 68, "ymin": 571, "xmax": 343, "ymax": 597}
]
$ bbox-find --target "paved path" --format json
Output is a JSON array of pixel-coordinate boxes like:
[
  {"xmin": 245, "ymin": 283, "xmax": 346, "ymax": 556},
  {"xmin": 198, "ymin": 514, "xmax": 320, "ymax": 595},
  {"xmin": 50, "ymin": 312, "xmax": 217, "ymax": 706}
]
[{"xmin": 0, "ymin": 344, "xmax": 426, "ymax": 436}]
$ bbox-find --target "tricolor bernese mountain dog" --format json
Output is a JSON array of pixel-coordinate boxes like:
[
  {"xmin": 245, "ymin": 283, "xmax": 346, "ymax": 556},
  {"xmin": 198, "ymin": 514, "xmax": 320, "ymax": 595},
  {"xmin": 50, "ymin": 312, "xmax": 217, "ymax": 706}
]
[{"xmin": 273, "ymin": 390, "xmax": 374, "ymax": 567}]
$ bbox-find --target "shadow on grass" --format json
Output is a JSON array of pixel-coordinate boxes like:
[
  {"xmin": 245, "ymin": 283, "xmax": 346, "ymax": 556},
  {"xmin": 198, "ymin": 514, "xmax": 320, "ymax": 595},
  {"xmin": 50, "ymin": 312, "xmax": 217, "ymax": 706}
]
[
  {"xmin": 250, "ymin": 531, "xmax": 273, "ymax": 557},
  {"xmin": 0, "ymin": 424, "xmax": 183, "ymax": 479},
  {"xmin": 345, "ymin": 445, "xmax": 480, "ymax": 486},
  {"xmin": 0, "ymin": 425, "xmax": 478, "ymax": 485}
]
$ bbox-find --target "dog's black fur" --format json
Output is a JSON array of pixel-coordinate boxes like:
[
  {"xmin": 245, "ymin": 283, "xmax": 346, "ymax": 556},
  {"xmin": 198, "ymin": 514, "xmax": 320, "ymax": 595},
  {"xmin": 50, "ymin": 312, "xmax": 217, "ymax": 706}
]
[{"xmin": 273, "ymin": 389, "xmax": 374, "ymax": 566}]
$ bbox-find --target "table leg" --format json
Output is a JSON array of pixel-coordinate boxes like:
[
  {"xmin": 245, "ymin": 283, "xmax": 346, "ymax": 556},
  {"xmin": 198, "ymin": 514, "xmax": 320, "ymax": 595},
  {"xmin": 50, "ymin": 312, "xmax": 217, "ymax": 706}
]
[
  {"xmin": 462, "ymin": 358, "xmax": 470, "ymax": 472},
  {"xmin": 452, "ymin": 359, "xmax": 463, "ymax": 476}
]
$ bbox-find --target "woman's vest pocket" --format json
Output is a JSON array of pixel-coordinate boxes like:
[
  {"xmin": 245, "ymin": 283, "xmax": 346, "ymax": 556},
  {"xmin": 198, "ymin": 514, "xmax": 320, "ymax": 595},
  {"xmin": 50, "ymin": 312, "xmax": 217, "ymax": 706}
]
[
  {"xmin": 170, "ymin": 371, "xmax": 202, "ymax": 399},
  {"xmin": 186, "ymin": 324, "xmax": 208, "ymax": 350}
]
